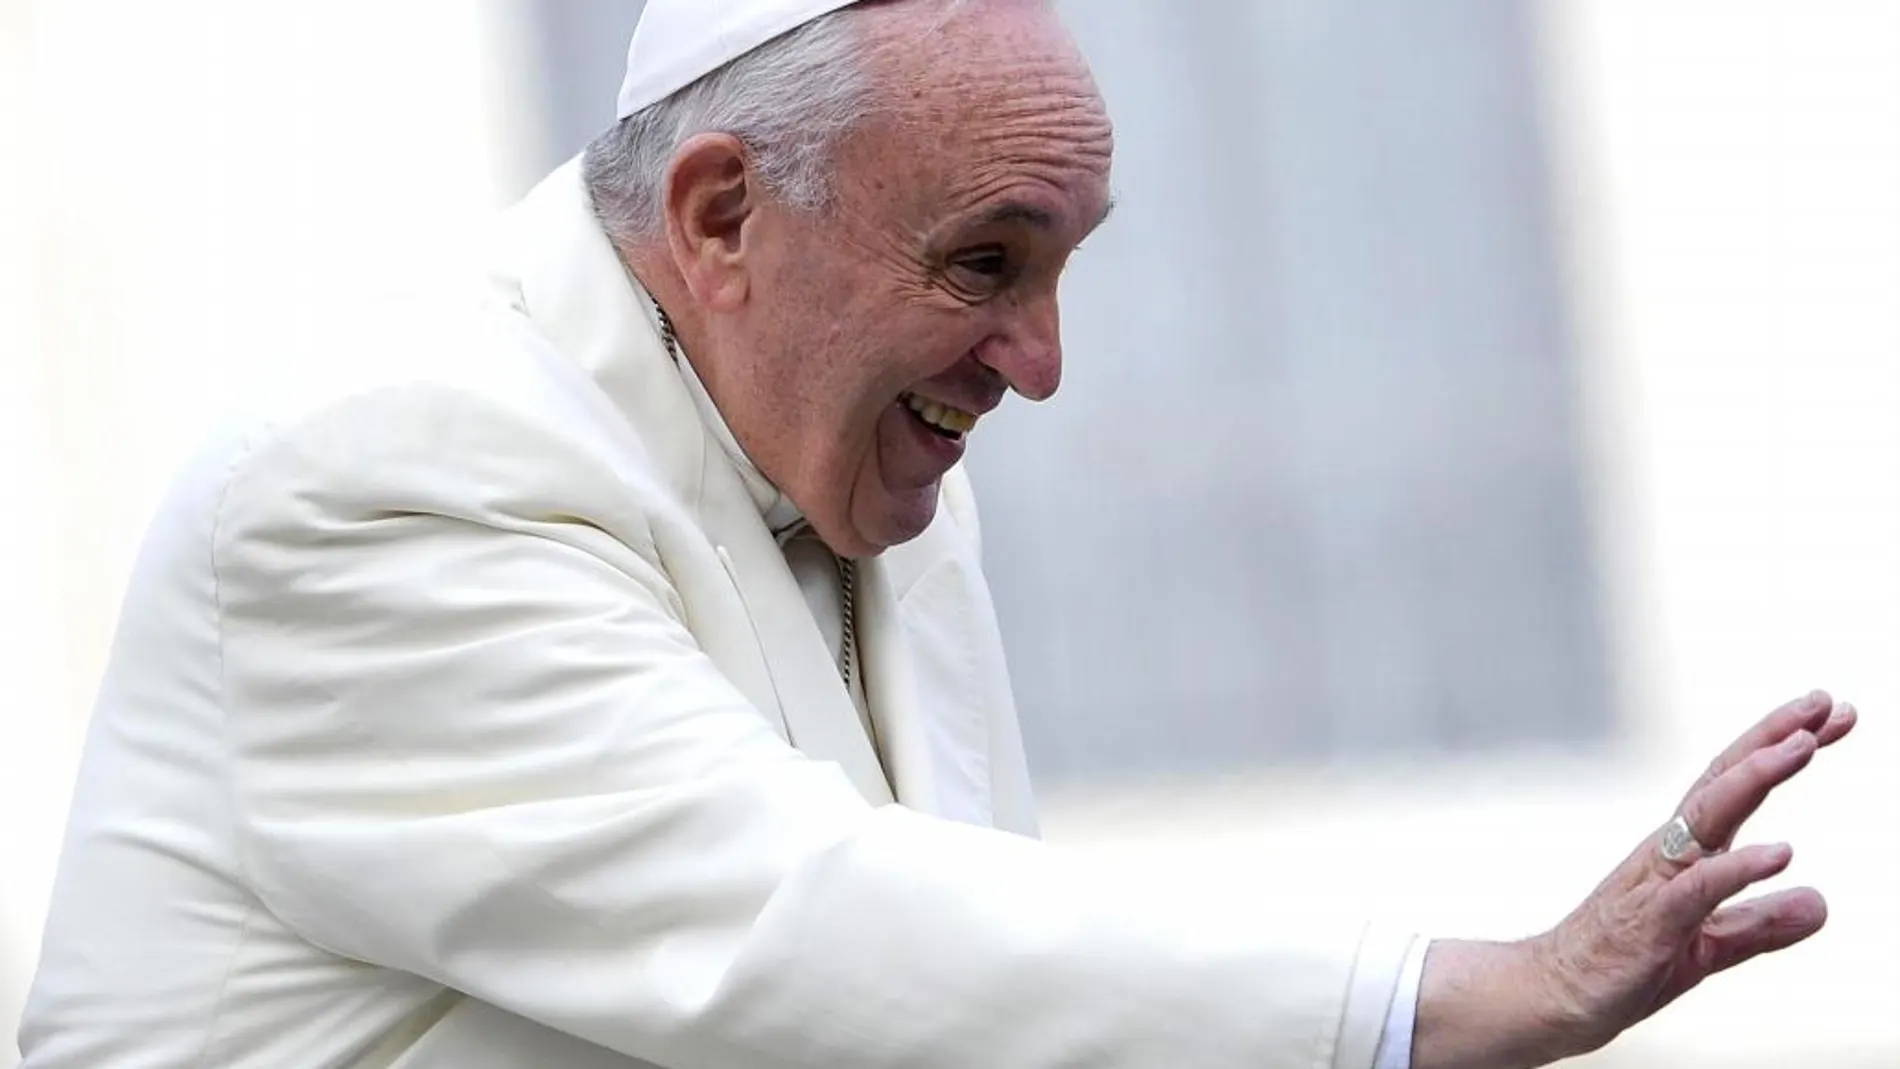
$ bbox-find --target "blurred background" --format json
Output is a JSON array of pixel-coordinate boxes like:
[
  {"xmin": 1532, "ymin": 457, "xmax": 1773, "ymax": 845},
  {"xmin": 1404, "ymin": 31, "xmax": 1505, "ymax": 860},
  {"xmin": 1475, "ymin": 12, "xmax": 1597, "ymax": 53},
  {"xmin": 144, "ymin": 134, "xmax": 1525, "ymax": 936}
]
[{"xmin": 3, "ymin": 1, "xmax": 1895, "ymax": 1065}]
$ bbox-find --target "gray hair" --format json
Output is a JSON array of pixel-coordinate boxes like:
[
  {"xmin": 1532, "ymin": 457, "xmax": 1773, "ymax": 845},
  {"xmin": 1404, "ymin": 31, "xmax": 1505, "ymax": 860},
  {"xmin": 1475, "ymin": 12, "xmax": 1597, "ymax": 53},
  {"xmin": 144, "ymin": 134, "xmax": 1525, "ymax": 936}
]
[{"xmin": 584, "ymin": 0, "xmax": 989, "ymax": 246}]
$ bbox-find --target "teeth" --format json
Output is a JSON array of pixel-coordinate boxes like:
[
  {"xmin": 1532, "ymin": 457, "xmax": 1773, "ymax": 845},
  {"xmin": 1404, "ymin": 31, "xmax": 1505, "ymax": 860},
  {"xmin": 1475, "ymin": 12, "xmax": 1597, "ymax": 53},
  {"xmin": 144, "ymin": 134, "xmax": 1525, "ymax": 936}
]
[{"xmin": 903, "ymin": 393, "xmax": 978, "ymax": 435}]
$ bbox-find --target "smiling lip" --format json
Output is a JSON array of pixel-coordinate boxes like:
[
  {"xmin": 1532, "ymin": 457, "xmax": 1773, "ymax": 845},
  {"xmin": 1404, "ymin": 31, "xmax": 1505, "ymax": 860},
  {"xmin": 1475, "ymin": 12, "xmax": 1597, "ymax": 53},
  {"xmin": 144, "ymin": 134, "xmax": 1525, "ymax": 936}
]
[
  {"xmin": 890, "ymin": 396, "xmax": 970, "ymax": 473},
  {"xmin": 900, "ymin": 392, "xmax": 980, "ymax": 438}
]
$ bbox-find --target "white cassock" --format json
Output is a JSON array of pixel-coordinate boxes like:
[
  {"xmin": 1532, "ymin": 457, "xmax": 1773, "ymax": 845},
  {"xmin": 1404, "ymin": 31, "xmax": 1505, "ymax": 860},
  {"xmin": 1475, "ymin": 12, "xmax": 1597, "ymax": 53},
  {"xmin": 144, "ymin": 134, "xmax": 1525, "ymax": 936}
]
[{"xmin": 17, "ymin": 160, "xmax": 1420, "ymax": 1069}]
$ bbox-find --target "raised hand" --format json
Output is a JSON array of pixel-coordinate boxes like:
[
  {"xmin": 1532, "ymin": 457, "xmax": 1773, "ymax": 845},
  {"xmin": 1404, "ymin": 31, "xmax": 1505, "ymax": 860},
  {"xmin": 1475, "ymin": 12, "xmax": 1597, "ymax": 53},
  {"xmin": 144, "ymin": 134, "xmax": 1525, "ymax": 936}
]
[
  {"xmin": 1411, "ymin": 691, "xmax": 1858, "ymax": 1069},
  {"xmin": 1534, "ymin": 690, "xmax": 1857, "ymax": 1055}
]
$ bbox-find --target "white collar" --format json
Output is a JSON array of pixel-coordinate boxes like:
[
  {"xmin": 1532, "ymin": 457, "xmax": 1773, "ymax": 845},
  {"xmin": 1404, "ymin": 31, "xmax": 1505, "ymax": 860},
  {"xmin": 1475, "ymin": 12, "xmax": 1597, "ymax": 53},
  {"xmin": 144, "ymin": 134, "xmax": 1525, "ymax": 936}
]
[{"xmin": 671, "ymin": 339, "xmax": 808, "ymax": 537}]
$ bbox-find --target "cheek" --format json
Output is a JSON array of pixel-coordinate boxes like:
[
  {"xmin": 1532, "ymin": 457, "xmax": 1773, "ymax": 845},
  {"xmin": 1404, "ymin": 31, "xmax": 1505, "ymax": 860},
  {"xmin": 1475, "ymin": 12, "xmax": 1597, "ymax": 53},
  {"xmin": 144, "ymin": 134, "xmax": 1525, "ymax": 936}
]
[
  {"xmin": 846, "ymin": 332, "xmax": 967, "ymax": 425},
  {"xmin": 784, "ymin": 340, "xmax": 903, "ymax": 469},
  {"xmin": 780, "ymin": 274, "xmax": 987, "ymax": 442},
  {"xmin": 831, "ymin": 316, "xmax": 934, "ymax": 405}
]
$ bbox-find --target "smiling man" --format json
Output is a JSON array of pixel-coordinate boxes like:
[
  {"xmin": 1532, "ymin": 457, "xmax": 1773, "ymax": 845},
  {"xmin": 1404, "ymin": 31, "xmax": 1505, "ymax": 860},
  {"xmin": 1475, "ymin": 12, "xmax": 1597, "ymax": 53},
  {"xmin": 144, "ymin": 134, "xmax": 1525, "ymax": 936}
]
[
  {"xmin": 17, "ymin": 1, "xmax": 1859, "ymax": 1068},
  {"xmin": 600, "ymin": 1, "xmax": 1112, "ymax": 558}
]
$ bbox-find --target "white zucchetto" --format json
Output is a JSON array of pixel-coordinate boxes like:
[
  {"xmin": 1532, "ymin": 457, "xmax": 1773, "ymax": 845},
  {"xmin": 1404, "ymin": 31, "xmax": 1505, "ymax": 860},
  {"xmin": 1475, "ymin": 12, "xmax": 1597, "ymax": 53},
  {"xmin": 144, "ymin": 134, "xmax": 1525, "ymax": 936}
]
[{"xmin": 617, "ymin": 0, "xmax": 868, "ymax": 119}]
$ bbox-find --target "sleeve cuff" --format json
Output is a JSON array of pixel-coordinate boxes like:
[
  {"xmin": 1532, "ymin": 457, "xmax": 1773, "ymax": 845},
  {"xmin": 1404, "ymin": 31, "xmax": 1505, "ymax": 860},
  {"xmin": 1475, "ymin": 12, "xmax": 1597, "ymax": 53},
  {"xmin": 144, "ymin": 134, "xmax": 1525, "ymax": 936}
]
[
  {"xmin": 1332, "ymin": 926, "xmax": 1419, "ymax": 1069},
  {"xmin": 1372, "ymin": 936, "xmax": 1429, "ymax": 1069}
]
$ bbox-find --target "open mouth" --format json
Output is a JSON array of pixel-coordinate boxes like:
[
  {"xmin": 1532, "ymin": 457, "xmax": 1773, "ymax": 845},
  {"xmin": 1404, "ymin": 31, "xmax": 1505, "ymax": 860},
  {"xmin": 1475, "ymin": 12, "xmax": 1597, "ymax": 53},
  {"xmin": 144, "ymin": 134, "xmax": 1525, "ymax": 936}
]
[{"xmin": 900, "ymin": 392, "xmax": 978, "ymax": 441}]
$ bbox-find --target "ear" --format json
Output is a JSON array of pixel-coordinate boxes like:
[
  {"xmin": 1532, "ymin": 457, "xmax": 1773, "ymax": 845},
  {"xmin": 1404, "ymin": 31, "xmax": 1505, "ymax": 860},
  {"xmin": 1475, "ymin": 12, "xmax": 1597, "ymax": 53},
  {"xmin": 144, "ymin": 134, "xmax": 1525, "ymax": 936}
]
[{"xmin": 661, "ymin": 133, "xmax": 761, "ymax": 313}]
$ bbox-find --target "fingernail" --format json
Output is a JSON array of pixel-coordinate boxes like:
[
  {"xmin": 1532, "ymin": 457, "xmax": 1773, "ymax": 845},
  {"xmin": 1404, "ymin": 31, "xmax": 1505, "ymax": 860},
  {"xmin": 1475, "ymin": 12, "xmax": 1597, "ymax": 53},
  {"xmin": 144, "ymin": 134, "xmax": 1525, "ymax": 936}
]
[{"xmin": 1783, "ymin": 731, "xmax": 1815, "ymax": 753}]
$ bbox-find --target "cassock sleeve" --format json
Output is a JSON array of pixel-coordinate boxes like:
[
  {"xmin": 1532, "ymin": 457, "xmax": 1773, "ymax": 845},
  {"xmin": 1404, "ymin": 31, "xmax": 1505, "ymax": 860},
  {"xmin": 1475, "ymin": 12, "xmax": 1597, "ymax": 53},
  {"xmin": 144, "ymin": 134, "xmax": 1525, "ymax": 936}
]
[{"xmin": 212, "ymin": 385, "xmax": 1407, "ymax": 1069}]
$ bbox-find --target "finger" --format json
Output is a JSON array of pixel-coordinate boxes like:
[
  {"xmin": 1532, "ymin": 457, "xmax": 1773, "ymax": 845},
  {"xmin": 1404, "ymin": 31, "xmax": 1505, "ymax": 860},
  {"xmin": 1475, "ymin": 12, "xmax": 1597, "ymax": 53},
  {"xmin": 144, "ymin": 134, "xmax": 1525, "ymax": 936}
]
[
  {"xmin": 1815, "ymin": 701, "xmax": 1858, "ymax": 749},
  {"xmin": 1695, "ymin": 887, "xmax": 1829, "ymax": 976},
  {"xmin": 1681, "ymin": 691, "xmax": 1832, "ymax": 805},
  {"xmin": 1677, "ymin": 729, "xmax": 1818, "ymax": 856},
  {"xmin": 1659, "ymin": 843, "xmax": 1794, "ymax": 933}
]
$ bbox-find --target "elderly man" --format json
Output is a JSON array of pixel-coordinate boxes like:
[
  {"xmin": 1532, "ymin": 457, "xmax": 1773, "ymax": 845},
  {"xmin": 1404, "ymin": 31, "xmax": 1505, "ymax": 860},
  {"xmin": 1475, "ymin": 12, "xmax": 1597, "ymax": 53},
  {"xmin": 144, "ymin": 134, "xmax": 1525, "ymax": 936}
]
[{"xmin": 18, "ymin": 1, "xmax": 1857, "ymax": 1067}]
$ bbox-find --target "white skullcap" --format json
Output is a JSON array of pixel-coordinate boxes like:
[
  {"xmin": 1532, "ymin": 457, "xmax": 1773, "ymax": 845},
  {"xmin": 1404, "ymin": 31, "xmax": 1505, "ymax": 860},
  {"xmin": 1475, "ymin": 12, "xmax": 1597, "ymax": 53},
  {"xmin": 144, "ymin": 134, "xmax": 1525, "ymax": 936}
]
[{"xmin": 617, "ymin": 0, "xmax": 868, "ymax": 120}]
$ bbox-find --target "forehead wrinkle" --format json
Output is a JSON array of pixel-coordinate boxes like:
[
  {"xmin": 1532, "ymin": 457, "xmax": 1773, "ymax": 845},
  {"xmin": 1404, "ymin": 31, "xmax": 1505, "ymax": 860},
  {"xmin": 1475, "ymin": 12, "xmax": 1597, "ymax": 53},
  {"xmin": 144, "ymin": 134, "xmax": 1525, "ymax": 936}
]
[
  {"xmin": 956, "ymin": 91, "xmax": 1115, "ymax": 164},
  {"xmin": 885, "ymin": 106, "xmax": 1111, "ymax": 239},
  {"xmin": 939, "ymin": 85, "xmax": 1109, "ymax": 139},
  {"xmin": 956, "ymin": 148, "xmax": 1113, "ymax": 216},
  {"xmin": 841, "ymin": 11, "xmax": 1114, "ymax": 251},
  {"xmin": 956, "ymin": 107, "xmax": 1115, "ymax": 182},
  {"xmin": 969, "ymin": 115, "xmax": 1114, "ymax": 162},
  {"xmin": 892, "ymin": 42, "xmax": 1107, "ymax": 121}
]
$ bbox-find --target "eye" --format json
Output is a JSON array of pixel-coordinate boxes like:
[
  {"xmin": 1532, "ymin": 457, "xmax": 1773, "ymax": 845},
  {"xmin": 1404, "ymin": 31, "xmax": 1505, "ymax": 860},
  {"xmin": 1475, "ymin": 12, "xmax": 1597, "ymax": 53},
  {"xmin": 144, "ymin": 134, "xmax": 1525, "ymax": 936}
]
[{"xmin": 950, "ymin": 246, "xmax": 1014, "ymax": 282}]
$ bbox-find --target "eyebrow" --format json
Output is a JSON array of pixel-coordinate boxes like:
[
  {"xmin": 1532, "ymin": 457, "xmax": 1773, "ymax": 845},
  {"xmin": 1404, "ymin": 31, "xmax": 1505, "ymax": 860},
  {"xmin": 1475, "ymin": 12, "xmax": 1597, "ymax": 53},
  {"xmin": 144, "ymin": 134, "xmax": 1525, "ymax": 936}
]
[{"xmin": 970, "ymin": 196, "xmax": 1118, "ymax": 236}]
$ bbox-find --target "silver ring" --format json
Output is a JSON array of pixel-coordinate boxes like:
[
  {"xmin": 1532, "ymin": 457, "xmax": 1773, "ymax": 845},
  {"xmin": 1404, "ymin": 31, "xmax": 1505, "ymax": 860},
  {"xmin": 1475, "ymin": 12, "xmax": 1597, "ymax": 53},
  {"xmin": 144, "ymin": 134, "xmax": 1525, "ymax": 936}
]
[{"xmin": 1659, "ymin": 815, "xmax": 1709, "ymax": 864}]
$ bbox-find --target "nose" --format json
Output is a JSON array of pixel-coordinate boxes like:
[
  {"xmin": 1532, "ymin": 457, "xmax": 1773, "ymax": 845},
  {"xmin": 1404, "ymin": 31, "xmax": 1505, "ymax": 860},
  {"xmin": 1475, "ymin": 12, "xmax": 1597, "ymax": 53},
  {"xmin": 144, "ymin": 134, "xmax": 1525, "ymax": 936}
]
[{"xmin": 974, "ymin": 293, "xmax": 1063, "ymax": 403}]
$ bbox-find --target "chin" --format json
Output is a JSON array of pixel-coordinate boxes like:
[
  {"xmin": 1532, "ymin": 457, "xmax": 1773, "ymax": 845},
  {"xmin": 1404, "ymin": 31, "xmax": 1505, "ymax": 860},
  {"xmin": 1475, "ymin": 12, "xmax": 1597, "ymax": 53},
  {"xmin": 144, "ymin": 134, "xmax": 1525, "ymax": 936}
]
[{"xmin": 850, "ymin": 487, "xmax": 941, "ymax": 556}]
